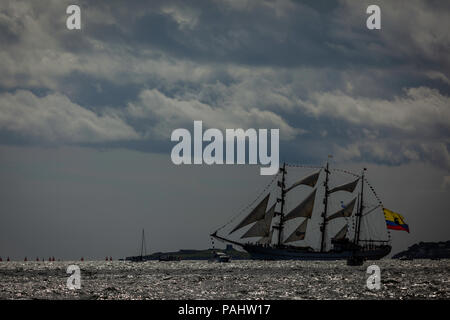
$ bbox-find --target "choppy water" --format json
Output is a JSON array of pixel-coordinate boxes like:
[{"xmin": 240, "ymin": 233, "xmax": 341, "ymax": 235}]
[{"xmin": 0, "ymin": 260, "xmax": 449, "ymax": 299}]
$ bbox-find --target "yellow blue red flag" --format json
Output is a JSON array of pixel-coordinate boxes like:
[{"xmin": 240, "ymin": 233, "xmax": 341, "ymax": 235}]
[{"xmin": 383, "ymin": 208, "xmax": 409, "ymax": 233}]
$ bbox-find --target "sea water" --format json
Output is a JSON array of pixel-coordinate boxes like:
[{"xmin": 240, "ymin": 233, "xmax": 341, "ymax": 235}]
[{"xmin": 0, "ymin": 260, "xmax": 448, "ymax": 299}]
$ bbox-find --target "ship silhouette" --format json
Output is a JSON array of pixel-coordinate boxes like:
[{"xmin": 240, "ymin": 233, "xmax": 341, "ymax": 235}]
[{"xmin": 211, "ymin": 161, "xmax": 392, "ymax": 265}]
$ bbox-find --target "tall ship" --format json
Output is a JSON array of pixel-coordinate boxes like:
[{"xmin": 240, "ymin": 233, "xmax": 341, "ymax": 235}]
[{"xmin": 211, "ymin": 161, "xmax": 407, "ymax": 265}]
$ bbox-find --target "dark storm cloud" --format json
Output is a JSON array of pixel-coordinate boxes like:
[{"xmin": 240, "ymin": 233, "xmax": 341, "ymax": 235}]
[{"xmin": 0, "ymin": 0, "xmax": 449, "ymax": 168}]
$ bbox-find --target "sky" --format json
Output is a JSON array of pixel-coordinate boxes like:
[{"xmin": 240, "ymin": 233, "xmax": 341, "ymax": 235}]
[{"xmin": 0, "ymin": 0, "xmax": 449, "ymax": 260}]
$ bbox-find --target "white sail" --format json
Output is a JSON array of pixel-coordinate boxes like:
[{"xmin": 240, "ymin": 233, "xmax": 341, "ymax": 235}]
[
  {"xmin": 326, "ymin": 198, "xmax": 357, "ymax": 222},
  {"xmin": 241, "ymin": 203, "xmax": 276, "ymax": 239},
  {"xmin": 329, "ymin": 179, "xmax": 359, "ymax": 194},
  {"xmin": 229, "ymin": 194, "xmax": 270, "ymax": 234},
  {"xmin": 284, "ymin": 189, "xmax": 317, "ymax": 221},
  {"xmin": 257, "ymin": 229, "xmax": 274, "ymax": 244},
  {"xmin": 285, "ymin": 171, "xmax": 320, "ymax": 193},
  {"xmin": 284, "ymin": 219, "xmax": 308, "ymax": 243},
  {"xmin": 332, "ymin": 225, "xmax": 347, "ymax": 240}
]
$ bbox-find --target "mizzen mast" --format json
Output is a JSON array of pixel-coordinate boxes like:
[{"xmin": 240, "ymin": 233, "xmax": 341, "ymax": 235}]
[{"xmin": 353, "ymin": 168, "xmax": 366, "ymax": 246}]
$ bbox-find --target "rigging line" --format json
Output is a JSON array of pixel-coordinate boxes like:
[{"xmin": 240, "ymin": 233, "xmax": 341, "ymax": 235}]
[
  {"xmin": 363, "ymin": 177, "xmax": 384, "ymax": 206},
  {"xmin": 330, "ymin": 168, "xmax": 360, "ymax": 178},
  {"xmin": 211, "ymin": 172, "xmax": 280, "ymax": 234},
  {"xmin": 287, "ymin": 166, "xmax": 364, "ymax": 183},
  {"xmin": 285, "ymin": 163, "xmax": 324, "ymax": 170},
  {"xmin": 364, "ymin": 204, "xmax": 380, "ymax": 213},
  {"xmin": 328, "ymin": 171, "xmax": 385, "ymax": 221}
]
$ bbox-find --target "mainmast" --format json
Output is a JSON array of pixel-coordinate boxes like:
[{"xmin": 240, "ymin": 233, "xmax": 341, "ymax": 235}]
[
  {"xmin": 319, "ymin": 160, "xmax": 330, "ymax": 252},
  {"xmin": 274, "ymin": 163, "xmax": 287, "ymax": 246},
  {"xmin": 353, "ymin": 168, "xmax": 366, "ymax": 246}
]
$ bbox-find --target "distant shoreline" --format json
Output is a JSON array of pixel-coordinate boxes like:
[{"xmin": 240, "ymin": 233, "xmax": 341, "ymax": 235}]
[
  {"xmin": 125, "ymin": 247, "xmax": 250, "ymax": 261},
  {"xmin": 392, "ymin": 241, "xmax": 450, "ymax": 260}
]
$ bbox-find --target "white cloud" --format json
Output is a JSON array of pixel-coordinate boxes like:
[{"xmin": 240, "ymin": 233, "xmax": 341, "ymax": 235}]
[
  {"xmin": 300, "ymin": 87, "xmax": 450, "ymax": 135},
  {"xmin": 161, "ymin": 5, "xmax": 200, "ymax": 30},
  {"xmin": 0, "ymin": 0, "xmax": 448, "ymax": 173},
  {"xmin": 334, "ymin": 140, "xmax": 450, "ymax": 171},
  {"xmin": 126, "ymin": 89, "xmax": 299, "ymax": 140},
  {"xmin": 426, "ymin": 71, "xmax": 450, "ymax": 85},
  {"xmin": 0, "ymin": 90, "xmax": 140, "ymax": 143},
  {"xmin": 302, "ymin": 86, "xmax": 450, "ymax": 170},
  {"xmin": 337, "ymin": 0, "xmax": 450, "ymax": 69}
]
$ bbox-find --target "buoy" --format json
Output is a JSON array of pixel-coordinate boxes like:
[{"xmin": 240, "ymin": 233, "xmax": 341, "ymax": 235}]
[
  {"xmin": 52, "ymin": 256, "xmax": 55, "ymax": 261},
  {"xmin": 36, "ymin": 257, "xmax": 39, "ymax": 261},
  {"xmin": 109, "ymin": 256, "xmax": 112, "ymax": 261},
  {"xmin": 105, "ymin": 256, "xmax": 108, "ymax": 261},
  {"xmin": 0, "ymin": 257, "xmax": 2, "ymax": 262},
  {"xmin": 7, "ymin": 257, "xmax": 10, "ymax": 261},
  {"xmin": 24, "ymin": 257, "xmax": 27, "ymax": 261},
  {"xmin": 81, "ymin": 257, "xmax": 84, "ymax": 261}
]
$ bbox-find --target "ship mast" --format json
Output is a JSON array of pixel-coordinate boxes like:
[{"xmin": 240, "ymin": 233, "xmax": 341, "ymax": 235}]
[
  {"xmin": 319, "ymin": 160, "xmax": 330, "ymax": 252},
  {"xmin": 140, "ymin": 229, "xmax": 147, "ymax": 259},
  {"xmin": 274, "ymin": 163, "xmax": 287, "ymax": 246},
  {"xmin": 353, "ymin": 169, "xmax": 366, "ymax": 246}
]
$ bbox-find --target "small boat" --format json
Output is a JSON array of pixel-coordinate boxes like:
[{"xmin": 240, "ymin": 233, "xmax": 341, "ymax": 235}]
[
  {"xmin": 130, "ymin": 229, "xmax": 148, "ymax": 262},
  {"xmin": 209, "ymin": 251, "xmax": 231, "ymax": 263}
]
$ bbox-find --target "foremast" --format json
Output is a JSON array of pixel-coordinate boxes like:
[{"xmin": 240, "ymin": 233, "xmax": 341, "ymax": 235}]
[{"xmin": 274, "ymin": 163, "xmax": 287, "ymax": 246}]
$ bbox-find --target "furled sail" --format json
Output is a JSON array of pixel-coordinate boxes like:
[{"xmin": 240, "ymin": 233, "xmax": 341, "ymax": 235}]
[
  {"xmin": 325, "ymin": 198, "xmax": 357, "ymax": 222},
  {"xmin": 285, "ymin": 171, "xmax": 320, "ymax": 193},
  {"xmin": 284, "ymin": 189, "xmax": 317, "ymax": 221},
  {"xmin": 241, "ymin": 203, "xmax": 276, "ymax": 239},
  {"xmin": 329, "ymin": 179, "xmax": 359, "ymax": 194},
  {"xmin": 332, "ymin": 225, "xmax": 348, "ymax": 240},
  {"xmin": 284, "ymin": 219, "xmax": 308, "ymax": 243},
  {"xmin": 229, "ymin": 194, "xmax": 270, "ymax": 234}
]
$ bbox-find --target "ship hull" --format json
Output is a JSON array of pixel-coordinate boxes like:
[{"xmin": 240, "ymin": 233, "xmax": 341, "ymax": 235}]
[{"xmin": 242, "ymin": 244, "xmax": 391, "ymax": 261}]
